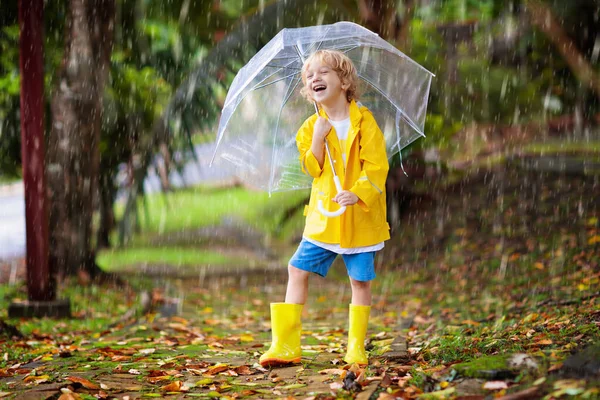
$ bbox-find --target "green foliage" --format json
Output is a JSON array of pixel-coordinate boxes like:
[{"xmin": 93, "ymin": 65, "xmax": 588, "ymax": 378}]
[
  {"xmin": 0, "ymin": 25, "xmax": 21, "ymax": 177},
  {"xmin": 417, "ymin": 0, "xmax": 496, "ymax": 23},
  {"xmin": 406, "ymin": 0, "xmax": 597, "ymax": 155}
]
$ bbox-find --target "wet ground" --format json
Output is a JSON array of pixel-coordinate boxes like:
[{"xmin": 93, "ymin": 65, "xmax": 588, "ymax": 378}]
[{"xmin": 1, "ymin": 164, "xmax": 599, "ymax": 399}]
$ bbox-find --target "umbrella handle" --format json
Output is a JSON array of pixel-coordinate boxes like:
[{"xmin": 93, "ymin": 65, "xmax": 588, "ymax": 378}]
[
  {"xmin": 317, "ymin": 201, "xmax": 346, "ymax": 217},
  {"xmin": 317, "ymin": 176, "xmax": 347, "ymax": 217}
]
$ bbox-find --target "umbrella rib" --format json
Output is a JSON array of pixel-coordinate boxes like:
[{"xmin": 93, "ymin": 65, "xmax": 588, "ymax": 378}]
[
  {"xmin": 268, "ymin": 74, "xmax": 303, "ymax": 193},
  {"xmin": 359, "ymin": 74, "xmax": 426, "ymax": 138},
  {"xmin": 310, "ymin": 26, "xmax": 334, "ymax": 55},
  {"xmin": 265, "ymin": 64, "xmax": 302, "ymax": 70},
  {"xmin": 247, "ymin": 59, "xmax": 299, "ymax": 91},
  {"xmin": 252, "ymin": 70, "xmax": 301, "ymax": 91},
  {"xmin": 211, "ymin": 59, "xmax": 301, "ymax": 167},
  {"xmin": 339, "ymin": 45, "xmax": 361, "ymax": 54}
]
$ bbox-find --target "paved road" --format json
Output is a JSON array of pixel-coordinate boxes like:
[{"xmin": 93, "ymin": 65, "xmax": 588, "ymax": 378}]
[{"xmin": 0, "ymin": 183, "xmax": 25, "ymax": 260}]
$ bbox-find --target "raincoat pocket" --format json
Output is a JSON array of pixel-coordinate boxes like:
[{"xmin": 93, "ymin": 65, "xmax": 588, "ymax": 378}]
[
  {"xmin": 305, "ymin": 188, "xmax": 329, "ymax": 229},
  {"xmin": 355, "ymin": 197, "xmax": 383, "ymax": 228}
]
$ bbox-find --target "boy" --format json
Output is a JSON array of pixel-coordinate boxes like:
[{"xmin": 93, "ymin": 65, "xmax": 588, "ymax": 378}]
[{"xmin": 260, "ymin": 49, "xmax": 390, "ymax": 367}]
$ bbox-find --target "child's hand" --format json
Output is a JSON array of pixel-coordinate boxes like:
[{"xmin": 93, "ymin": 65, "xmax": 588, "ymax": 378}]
[
  {"xmin": 313, "ymin": 117, "xmax": 332, "ymax": 142},
  {"xmin": 333, "ymin": 190, "xmax": 359, "ymax": 206}
]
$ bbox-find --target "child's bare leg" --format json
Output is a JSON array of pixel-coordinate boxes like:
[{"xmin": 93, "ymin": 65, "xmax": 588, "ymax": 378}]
[
  {"xmin": 349, "ymin": 278, "xmax": 371, "ymax": 306},
  {"xmin": 285, "ymin": 265, "xmax": 310, "ymax": 304}
]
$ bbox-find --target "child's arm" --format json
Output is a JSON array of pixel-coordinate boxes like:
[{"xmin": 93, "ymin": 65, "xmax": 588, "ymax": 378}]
[
  {"xmin": 348, "ymin": 113, "xmax": 389, "ymax": 211},
  {"xmin": 309, "ymin": 117, "xmax": 332, "ymax": 167},
  {"xmin": 296, "ymin": 117, "xmax": 330, "ymax": 178}
]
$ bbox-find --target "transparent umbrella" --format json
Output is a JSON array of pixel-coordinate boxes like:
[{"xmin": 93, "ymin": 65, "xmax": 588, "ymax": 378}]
[{"xmin": 210, "ymin": 21, "xmax": 434, "ymax": 196}]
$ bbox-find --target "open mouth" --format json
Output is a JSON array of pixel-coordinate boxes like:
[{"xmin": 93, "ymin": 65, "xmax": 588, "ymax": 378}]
[{"xmin": 313, "ymin": 85, "xmax": 327, "ymax": 92}]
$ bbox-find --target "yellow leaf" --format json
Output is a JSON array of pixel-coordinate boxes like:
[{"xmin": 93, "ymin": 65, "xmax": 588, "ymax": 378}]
[
  {"xmin": 371, "ymin": 338, "xmax": 395, "ymax": 347},
  {"xmin": 239, "ymin": 334, "xmax": 254, "ymax": 342},
  {"xmin": 161, "ymin": 380, "xmax": 182, "ymax": 392},
  {"xmin": 588, "ymin": 235, "xmax": 600, "ymax": 245},
  {"xmin": 521, "ymin": 313, "xmax": 539, "ymax": 323},
  {"xmin": 206, "ymin": 363, "xmax": 229, "ymax": 375},
  {"xmin": 587, "ymin": 217, "xmax": 598, "ymax": 226},
  {"xmin": 534, "ymin": 262, "xmax": 544, "ymax": 270},
  {"xmin": 536, "ymin": 339, "xmax": 553, "ymax": 345},
  {"xmin": 196, "ymin": 378, "xmax": 214, "ymax": 387}
]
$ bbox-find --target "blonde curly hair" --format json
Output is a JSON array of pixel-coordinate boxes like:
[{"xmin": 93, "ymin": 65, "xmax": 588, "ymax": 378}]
[{"xmin": 300, "ymin": 49, "xmax": 359, "ymax": 104}]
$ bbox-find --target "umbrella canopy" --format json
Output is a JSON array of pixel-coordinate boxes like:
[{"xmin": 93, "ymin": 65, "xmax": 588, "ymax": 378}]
[{"xmin": 211, "ymin": 21, "xmax": 434, "ymax": 193}]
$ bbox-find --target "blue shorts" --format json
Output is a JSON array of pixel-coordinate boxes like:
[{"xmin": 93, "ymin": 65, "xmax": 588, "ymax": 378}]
[{"xmin": 289, "ymin": 239, "xmax": 377, "ymax": 282}]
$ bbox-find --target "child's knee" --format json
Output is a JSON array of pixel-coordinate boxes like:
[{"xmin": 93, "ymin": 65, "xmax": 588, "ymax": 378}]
[
  {"xmin": 350, "ymin": 278, "xmax": 371, "ymax": 290},
  {"xmin": 288, "ymin": 264, "xmax": 310, "ymax": 280}
]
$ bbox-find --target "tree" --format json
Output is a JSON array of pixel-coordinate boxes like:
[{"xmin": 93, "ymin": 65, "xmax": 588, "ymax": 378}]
[
  {"xmin": 525, "ymin": 0, "xmax": 600, "ymax": 100},
  {"xmin": 47, "ymin": 0, "xmax": 115, "ymax": 278}
]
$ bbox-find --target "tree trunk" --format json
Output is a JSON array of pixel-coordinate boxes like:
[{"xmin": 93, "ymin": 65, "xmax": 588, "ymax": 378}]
[
  {"xmin": 47, "ymin": 0, "xmax": 114, "ymax": 278},
  {"xmin": 357, "ymin": 0, "xmax": 398, "ymax": 40},
  {"xmin": 525, "ymin": 0, "xmax": 600, "ymax": 100}
]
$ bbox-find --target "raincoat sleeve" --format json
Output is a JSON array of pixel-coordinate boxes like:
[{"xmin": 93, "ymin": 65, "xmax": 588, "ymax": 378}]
[
  {"xmin": 296, "ymin": 117, "xmax": 323, "ymax": 178},
  {"xmin": 349, "ymin": 112, "xmax": 389, "ymax": 212}
]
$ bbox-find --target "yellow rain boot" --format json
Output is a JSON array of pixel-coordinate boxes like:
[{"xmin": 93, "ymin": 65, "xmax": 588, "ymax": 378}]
[
  {"xmin": 343, "ymin": 304, "xmax": 371, "ymax": 366},
  {"xmin": 259, "ymin": 303, "xmax": 303, "ymax": 367}
]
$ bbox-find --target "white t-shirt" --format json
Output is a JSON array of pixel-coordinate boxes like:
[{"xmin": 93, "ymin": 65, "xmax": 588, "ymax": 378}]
[
  {"xmin": 329, "ymin": 117, "xmax": 350, "ymax": 165},
  {"xmin": 304, "ymin": 236, "xmax": 384, "ymax": 254},
  {"xmin": 304, "ymin": 116, "xmax": 384, "ymax": 255}
]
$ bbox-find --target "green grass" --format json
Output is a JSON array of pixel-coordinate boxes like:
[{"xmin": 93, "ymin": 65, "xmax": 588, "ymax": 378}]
[
  {"xmin": 105, "ymin": 184, "xmax": 308, "ymax": 270},
  {"xmin": 522, "ymin": 140, "xmax": 600, "ymax": 156},
  {"xmin": 97, "ymin": 247, "xmax": 241, "ymax": 271},
  {"xmin": 120, "ymin": 185, "xmax": 307, "ymax": 237}
]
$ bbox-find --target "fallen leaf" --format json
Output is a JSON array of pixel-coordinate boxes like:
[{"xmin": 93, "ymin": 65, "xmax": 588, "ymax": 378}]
[
  {"xmin": 483, "ymin": 381, "xmax": 509, "ymax": 390},
  {"xmin": 233, "ymin": 365, "xmax": 253, "ymax": 375},
  {"xmin": 161, "ymin": 380, "xmax": 182, "ymax": 392},
  {"xmin": 196, "ymin": 378, "xmax": 214, "ymax": 387},
  {"xmin": 66, "ymin": 376, "xmax": 100, "ymax": 389},
  {"xmin": 534, "ymin": 262, "xmax": 544, "ymax": 270},
  {"xmin": 319, "ymin": 368, "xmax": 345, "ymax": 375},
  {"xmin": 147, "ymin": 375, "xmax": 171, "ymax": 384},
  {"xmin": 147, "ymin": 370, "xmax": 168, "ymax": 377},
  {"xmin": 206, "ymin": 363, "xmax": 229, "ymax": 375},
  {"xmin": 23, "ymin": 374, "xmax": 50, "ymax": 384},
  {"xmin": 58, "ymin": 393, "xmax": 81, "ymax": 400}
]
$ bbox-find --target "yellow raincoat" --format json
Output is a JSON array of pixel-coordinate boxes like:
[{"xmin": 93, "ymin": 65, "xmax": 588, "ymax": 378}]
[{"xmin": 297, "ymin": 100, "xmax": 390, "ymax": 248}]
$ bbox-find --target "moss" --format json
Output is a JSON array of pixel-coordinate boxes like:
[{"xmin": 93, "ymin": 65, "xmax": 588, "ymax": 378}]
[{"xmin": 453, "ymin": 355, "xmax": 517, "ymax": 379}]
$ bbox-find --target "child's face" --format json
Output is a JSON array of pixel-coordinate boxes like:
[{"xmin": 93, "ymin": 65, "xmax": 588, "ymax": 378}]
[{"xmin": 304, "ymin": 59, "xmax": 348, "ymax": 106}]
